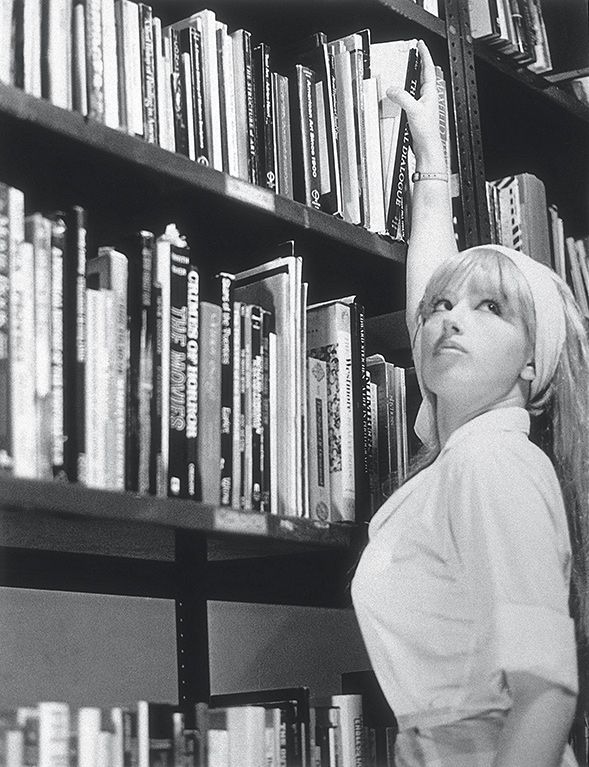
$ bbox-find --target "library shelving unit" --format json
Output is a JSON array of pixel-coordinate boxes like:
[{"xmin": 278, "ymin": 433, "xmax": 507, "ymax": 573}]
[{"xmin": 1, "ymin": 0, "xmax": 588, "ymax": 731}]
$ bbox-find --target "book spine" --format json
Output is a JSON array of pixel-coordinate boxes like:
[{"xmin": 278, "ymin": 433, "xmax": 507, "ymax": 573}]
[
  {"xmin": 50, "ymin": 212, "xmax": 66, "ymax": 479},
  {"xmin": 217, "ymin": 23, "xmax": 239, "ymax": 178},
  {"xmin": 273, "ymin": 72, "xmax": 293, "ymax": 200},
  {"xmin": 196, "ymin": 301, "xmax": 222, "ymax": 505},
  {"xmin": 240, "ymin": 303, "xmax": 251, "ymax": 509},
  {"xmin": 168, "ymin": 244, "xmax": 190, "ymax": 497},
  {"xmin": 101, "ymin": 0, "xmax": 119, "ymax": 128},
  {"xmin": 386, "ymin": 44, "xmax": 420, "ymax": 240},
  {"xmin": 185, "ymin": 263, "xmax": 200, "ymax": 498},
  {"xmin": 0, "ymin": 185, "xmax": 12, "ymax": 472},
  {"xmin": 260, "ymin": 309, "xmax": 273, "ymax": 512},
  {"xmin": 307, "ymin": 357, "xmax": 331, "ymax": 522},
  {"xmin": 85, "ymin": 0, "xmax": 105, "ymax": 122},
  {"xmin": 253, "ymin": 43, "xmax": 276, "ymax": 191},
  {"xmin": 243, "ymin": 30, "xmax": 259, "ymax": 185},
  {"xmin": 189, "ymin": 24, "xmax": 209, "ymax": 165},
  {"xmin": 290, "ymin": 65, "xmax": 321, "ymax": 210},
  {"xmin": 138, "ymin": 2, "xmax": 158, "ymax": 143},
  {"xmin": 250, "ymin": 305, "xmax": 263, "ymax": 510},
  {"xmin": 166, "ymin": 27, "xmax": 189, "ymax": 157},
  {"xmin": 180, "ymin": 46, "xmax": 196, "ymax": 161},
  {"xmin": 122, "ymin": 0, "xmax": 144, "ymax": 135},
  {"xmin": 38, "ymin": 702, "xmax": 70, "ymax": 767},
  {"xmin": 231, "ymin": 300, "xmax": 242, "ymax": 509},
  {"xmin": 350, "ymin": 300, "xmax": 370, "ymax": 523},
  {"xmin": 125, "ymin": 231, "xmax": 154, "ymax": 492},
  {"xmin": 215, "ymin": 272, "xmax": 234, "ymax": 506}
]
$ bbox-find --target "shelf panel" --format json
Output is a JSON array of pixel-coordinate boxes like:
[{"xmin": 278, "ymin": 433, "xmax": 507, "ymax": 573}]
[
  {"xmin": 0, "ymin": 477, "xmax": 355, "ymax": 553},
  {"xmin": 474, "ymin": 42, "xmax": 589, "ymax": 125},
  {"xmin": 0, "ymin": 83, "xmax": 403, "ymax": 265}
]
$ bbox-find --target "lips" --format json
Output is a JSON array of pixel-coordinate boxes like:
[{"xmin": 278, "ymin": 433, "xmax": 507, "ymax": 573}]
[{"xmin": 434, "ymin": 338, "xmax": 467, "ymax": 355}]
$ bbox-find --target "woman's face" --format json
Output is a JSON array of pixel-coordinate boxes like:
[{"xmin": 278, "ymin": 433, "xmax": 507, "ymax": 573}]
[{"xmin": 420, "ymin": 277, "xmax": 535, "ymax": 410}]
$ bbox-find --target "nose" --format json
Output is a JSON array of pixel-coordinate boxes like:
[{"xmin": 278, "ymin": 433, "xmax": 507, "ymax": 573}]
[{"xmin": 442, "ymin": 305, "xmax": 463, "ymax": 334}]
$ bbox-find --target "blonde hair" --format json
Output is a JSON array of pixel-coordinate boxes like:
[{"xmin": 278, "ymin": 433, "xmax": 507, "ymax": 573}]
[{"xmin": 407, "ymin": 248, "xmax": 589, "ymax": 646}]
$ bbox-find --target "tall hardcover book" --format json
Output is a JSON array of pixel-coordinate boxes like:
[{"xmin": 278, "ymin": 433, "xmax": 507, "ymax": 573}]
[
  {"xmin": 87, "ymin": 246, "xmax": 129, "ymax": 490},
  {"xmin": 185, "ymin": 264, "xmax": 200, "ymax": 499},
  {"xmin": 370, "ymin": 39, "xmax": 420, "ymax": 239},
  {"xmin": 48, "ymin": 212, "xmax": 66, "ymax": 479},
  {"xmin": 253, "ymin": 42, "xmax": 277, "ymax": 192},
  {"xmin": 115, "ymin": 0, "xmax": 143, "ymax": 136},
  {"xmin": 101, "ymin": 0, "xmax": 119, "ymax": 129},
  {"xmin": 164, "ymin": 26, "xmax": 189, "ymax": 158},
  {"xmin": 272, "ymin": 71, "xmax": 293, "ymax": 199},
  {"xmin": 138, "ymin": 2, "xmax": 158, "ymax": 144},
  {"xmin": 307, "ymin": 356, "xmax": 331, "ymax": 522},
  {"xmin": 290, "ymin": 64, "xmax": 321, "ymax": 210},
  {"xmin": 137, "ymin": 702, "xmax": 175, "ymax": 767},
  {"xmin": 213, "ymin": 271, "xmax": 235, "ymax": 506},
  {"xmin": 307, "ymin": 298, "xmax": 355, "ymax": 522},
  {"xmin": 233, "ymin": 250, "xmax": 305, "ymax": 517},
  {"xmin": 85, "ymin": 0, "xmax": 105, "ymax": 122},
  {"xmin": 231, "ymin": 28, "xmax": 258, "ymax": 183},
  {"xmin": 217, "ymin": 21, "xmax": 239, "ymax": 178},
  {"xmin": 41, "ymin": 0, "xmax": 72, "ymax": 109}
]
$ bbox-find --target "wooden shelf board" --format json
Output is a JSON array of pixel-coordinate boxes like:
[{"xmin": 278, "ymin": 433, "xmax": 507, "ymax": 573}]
[
  {"xmin": 0, "ymin": 477, "xmax": 355, "ymax": 551},
  {"xmin": 0, "ymin": 83, "xmax": 404, "ymax": 264}
]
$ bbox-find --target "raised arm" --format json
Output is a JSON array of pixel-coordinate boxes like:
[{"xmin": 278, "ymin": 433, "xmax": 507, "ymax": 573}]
[{"xmin": 387, "ymin": 41, "xmax": 459, "ymax": 337}]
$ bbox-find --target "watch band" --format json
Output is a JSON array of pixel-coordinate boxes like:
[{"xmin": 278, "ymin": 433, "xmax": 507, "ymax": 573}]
[{"xmin": 411, "ymin": 171, "xmax": 449, "ymax": 182}]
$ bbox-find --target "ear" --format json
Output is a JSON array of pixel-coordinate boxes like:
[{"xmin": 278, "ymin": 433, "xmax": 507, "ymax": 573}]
[{"xmin": 519, "ymin": 361, "xmax": 536, "ymax": 382}]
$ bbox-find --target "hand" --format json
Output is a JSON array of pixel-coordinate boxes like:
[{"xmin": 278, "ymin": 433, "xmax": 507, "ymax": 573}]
[{"xmin": 386, "ymin": 40, "xmax": 445, "ymax": 168}]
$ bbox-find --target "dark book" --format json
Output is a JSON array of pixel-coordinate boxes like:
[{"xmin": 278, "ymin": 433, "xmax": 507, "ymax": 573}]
[
  {"xmin": 312, "ymin": 704, "xmax": 341, "ymax": 767},
  {"xmin": 386, "ymin": 44, "xmax": 420, "ymax": 240},
  {"xmin": 239, "ymin": 302, "xmax": 250, "ymax": 509},
  {"xmin": 168, "ymin": 241, "xmax": 190, "ymax": 498},
  {"xmin": 182, "ymin": 702, "xmax": 208, "ymax": 767},
  {"xmin": 185, "ymin": 263, "xmax": 200, "ymax": 499},
  {"xmin": 62, "ymin": 205, "xmax": 87, "ymax": 484},
  {"xmin": 177, "ymin": 25, "xmax": 208, "ymax": 165},
  {"xmin": 48, "ymin": 212, "xmax": 67, "ymax": 480},
  {"xmin": 290, "ymin": 64, "xmax": 321, "ymax": 210},
  {"xmin": 347, "ymin": 298, "xmax": 370, "ymax": 524},
  {"xmin": 138, "ymin": 3, "xmax": 158, "ymax": 144},
  {"xmin": 166, "ymin": 27, "xmax": 189, "ymax": 157},
  {"xmin": 231, "ymin": 29, "xmax": 258, "ymax": 184},
  {"xmin": 250, "ymin": 304, "xmax": 263, "ymax": 511},
  {"xmin": 284, "ymin": 32, "xmax": 342, "ymax": 215},
  {"xmin": 253, "ymin": 42, "xmax": 277, "ymax": 192},
  {"xmin": 124, "ymin": 230, "xmax": 155, "ymax": 494},
  {"xmin": 260, "ymin": 308, "xmax": 274, "ymax": 512},
  {"xmin": 149, "ymin": 271, "xmax": 163, "ymax": 496},
  {"xmin": 212, "ymin": 271, "xmax": 234, "ymax": 506},
  {"xmin": 11, "ymin": 0, "xmax": 24, "ymax": 89},
  {"xmin": 137, "ymin": 702, "xmax": 176, "ymax": 767}
]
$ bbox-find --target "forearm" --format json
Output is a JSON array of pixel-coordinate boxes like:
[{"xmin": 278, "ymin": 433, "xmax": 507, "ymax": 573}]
[{"xmin": 494, "ymin": 682, "xmax": 577, "ymax": 767}]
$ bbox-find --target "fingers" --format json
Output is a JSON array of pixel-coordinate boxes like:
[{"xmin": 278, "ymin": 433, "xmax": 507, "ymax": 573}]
[
  {"xmin": 386, "ymin": 85, "xmax": 419, "ymax": 114},
  {"xmin": 417, "ymin": 40, "xmax": 438, "ymax": 96}
]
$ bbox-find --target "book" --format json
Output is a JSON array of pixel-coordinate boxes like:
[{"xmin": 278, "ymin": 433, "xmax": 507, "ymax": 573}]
[
  {"xmin": 138, "ymin": 2, "xmax": 157, "ymax": 144},
  {"xmin": 41, "ymin": 0, "xmax": 72, "ymax": 110},
  {"xmin": 362, "ymin": 76, "xmax": 386, "ymax": 234},
  {"xmin": 227, "ymin": 706, "xmax": 266, "ymax": 767},
  {"xmin": 85, "ymin": 0, "xmax": 105, "ymax": 122},
  {"xmin": 213, "ymin": 271, "xmax": 235, "ymax": 506},
  {"xmin": 87, "ymin": 246, "xmax": 129, "ymax": 490},
  {"xmin": 196, "ymin": 300, "xmax": 222, "ymax": 504},
  {"xmin": 115, "ymin": 0, "xmax": 143, "ymax": 136},
  {"xmin": 23, "ymin": 0, "xmax": 42, "ymax": 97},
  {"xmin": 307, "ymin": 298, "xmax": 355, "ymax": 522},
  {"xmin": 72, "ymin": 1, "xmax": 88, "ymax": 116},
  {"xmin": 307, "ymin": 357, "xmax": 331, "ymax": 522},
  {"xmin": 38, "ymin": 702, "xmax": 69, "ymax": 767},
  {"xmin": 233, "ymin": 250, "xmax": 305, "ymax": 517},
  {"xmin": 231, "ymin": 28, "xmax": 258, "ymax": 184},
  {"xmin": 217, "ymin": 21, "xmax": 239, "ymax": 178},
  {"xmin": 290, "ymin": 64, "xmax": 322, "ymax": 211},
  {"xmin": 366, "ymin": 354, "xmax": 396, "ymax": 509},
  {"xmin": 101, "ymin": 0, "xmax": 119, "ymax": 129},
  {"xmin": 153, "ymin": 16, "xmax": 175, "ymax": 153},
  {"xmin": 48, "ymin": 212, "xmax": 66, "ymax": 479},
  {"xmin": 253, "ymin": 42, "xmax": 277, "ymax": 192},
  {"xmin": 272, "ymin": 72, "xmax": 293, "ymax": 199},
  {"xmin": 137, "ymin": 702, "xmax": 175, "ymax": 767},
  {"xmin": 370, "ymin": 39, "xmax": 420, "ymax": 239}
]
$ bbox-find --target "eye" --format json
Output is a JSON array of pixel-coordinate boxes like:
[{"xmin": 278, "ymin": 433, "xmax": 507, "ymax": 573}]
[
  {"xmin": 479, "ymin": 299, "xmax": 502, "ymax": 315},
  {"xmin": 432, "ymin": 298, "xmax": 453, "ymax": 312}
]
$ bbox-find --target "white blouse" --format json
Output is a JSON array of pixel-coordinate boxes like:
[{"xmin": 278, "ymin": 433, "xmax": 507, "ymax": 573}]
[{"xmin": 351, "ymin": 406, "xmax": 578, "ymax": 732}]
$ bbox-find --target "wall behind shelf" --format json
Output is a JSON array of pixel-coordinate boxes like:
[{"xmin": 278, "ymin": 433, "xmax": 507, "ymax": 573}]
[{"xmin": 0, "ymin": 590, "xmax": 369, "ymax": 708}]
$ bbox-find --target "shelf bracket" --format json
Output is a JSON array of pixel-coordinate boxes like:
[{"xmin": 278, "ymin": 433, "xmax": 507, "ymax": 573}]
[
  {"xmin": 175, "ymin": 531, "xmax": 210, "ymax": 705},
  {"xmin": 445, "ymin": 0, "xmax": 491, "ymax": 247}
]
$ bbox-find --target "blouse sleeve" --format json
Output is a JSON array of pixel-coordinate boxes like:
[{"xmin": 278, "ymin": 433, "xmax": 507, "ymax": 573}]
[{"xmin": 451, "ymin": 439, "xmax": 578, "ymax": 696}]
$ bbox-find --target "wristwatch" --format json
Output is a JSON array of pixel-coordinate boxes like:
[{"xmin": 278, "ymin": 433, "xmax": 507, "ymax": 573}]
[{"xmin": 411, "ymin": 171, "xmax": 449, "ymax": 182}]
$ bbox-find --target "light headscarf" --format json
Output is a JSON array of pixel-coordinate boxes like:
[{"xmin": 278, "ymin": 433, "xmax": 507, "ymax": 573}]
[{"xmin": 414, "ymin": 244, "xmax": 567, "ymax": 446}]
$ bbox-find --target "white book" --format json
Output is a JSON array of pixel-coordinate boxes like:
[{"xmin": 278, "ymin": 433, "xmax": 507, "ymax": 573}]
[
  {"xmin": 84, "ymin": 0, "xmax": 105, "ymax": 122},
  {"xmin": 43, "ymin": 0, "xmax": 72, "ymax": 109},
  {"xmin": 227, "ymin": 707, "xmax": 266, "ymax": 767},
  {"xmin": 231, "ymin": 300, "xmax": 242, "ymax": 510},
  {"xmin": 0, "ymin": 0, "xmax": 14, "ymax": 83},
  {"xmin": 264, "ymin": 707, "xmax": 282, "ymax": 767},
  {"xmin": 217, "ymin": 22, "xmax": 239, "ymax": 178},
  {"xmin": 307, "ymin": 356, "xmax": 331, "ymax": 522},
  {"xmin": 5, "ymin": 730, "xmax": 23, "ymax": 767},
  {"xmin": 50, "ymin": 216, "xmax": 65, "ymax": 476},
  {"xmin": 85, "ymin": 287, "xmax": 111, "ymax": 488},
  {"xmin": 230, "ymin": 29, "xmax": 250, "ymax": 182},
  {"xmin": 170, "ymin": 9, "xmax": 223, "ymax": 170},
  {"xmin": 72, "ymin": 2, "xmax": 89, "ymax": 115},
  {"xmin": 268, "ymin": 328, "xmax": 278, "ymax": 514},
  {"xmin": 38, "ymin": 702, "xmax": 70, "ymax": 767},
  {"xmin": 153, "ymin": 16, "xmax": 175, "ymax": 152},
  {"xmin": 362, "ymin": 77, "xmax": 386, "ymax": 233},
  {"xmin": 10, "ymin": 241, "xmax": 37, "ymax": 478},
  {"xmin": 116, "ymin": 0, "xmax": 143, "ymax": 135},
  {"xmin": 77, "ymin": 708, "xmax": 102, "ymax": 767},
  {"xmin": 422, "ymin": 0, "xmax": 439, "ymax": 15},
  {"xmin": 328, "ymin": 42, "xmax": 361, "ymax": 225},
  {"xmin": 101, "ymin": 0, "xmax": 119, "ymax": 128},
  {"xmin": 329, "ymin": 695, "xmax": 363, "ymax": 767},
  {"xmin": 23, "ymin": 0, "xmax": 42, "ymax": 97},
  {"xmin": 575, "ymin": 239, "xmax": 589, "ymax": 310},
  {"xmin": 88, "ymin": 247, "xmax": 128, "ymax": 489},
  {"xmin": 181, "ymin": 51, "xmax": 197, "ymax": 160}
]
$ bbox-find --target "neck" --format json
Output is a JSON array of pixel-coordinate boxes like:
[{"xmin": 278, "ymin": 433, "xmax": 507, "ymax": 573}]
[{"xmin": 435, "ymin": 391, "xmax": 527, "ymax": 446}]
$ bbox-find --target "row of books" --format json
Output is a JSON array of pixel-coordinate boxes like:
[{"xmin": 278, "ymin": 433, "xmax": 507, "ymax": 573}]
[
  {"xmin": 0, "ymin": 679, "xmax": 397, "ymax": 767},
  {"xmin": 468, "ymin": 0, "xmax": 553, "ymax": 74},
  {"xmin": 1, "ymin": 181, "xmax": 421, "ymax": 522},
  {"xmin": 0, "ymin": 2, "xmax": 456, "ymax": 240},
  {"xmin": 486, "ymin": 172, "xmax": 589, "ymax": 318}
]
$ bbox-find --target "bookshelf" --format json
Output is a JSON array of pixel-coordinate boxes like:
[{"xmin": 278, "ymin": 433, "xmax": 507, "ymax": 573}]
[{"xmin": 1, "ymin": 0, "xmax": 588, "ymax": 756}]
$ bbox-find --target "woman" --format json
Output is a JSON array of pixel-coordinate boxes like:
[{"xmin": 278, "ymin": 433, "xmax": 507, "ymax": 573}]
[{"xmin": 351, "ymin": 41, "xmax": 589, "ymax": 767}]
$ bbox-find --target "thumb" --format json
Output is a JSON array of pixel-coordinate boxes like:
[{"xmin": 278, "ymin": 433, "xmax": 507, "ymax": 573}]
[{"xmin": 386, "ymin": 86, "xmax": 417, "ymax": 114}]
